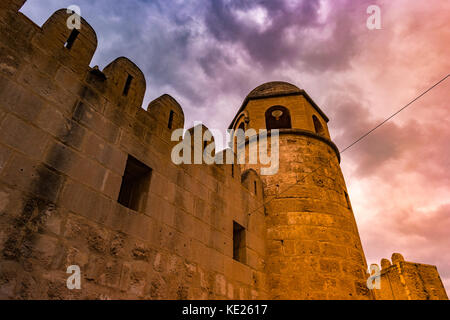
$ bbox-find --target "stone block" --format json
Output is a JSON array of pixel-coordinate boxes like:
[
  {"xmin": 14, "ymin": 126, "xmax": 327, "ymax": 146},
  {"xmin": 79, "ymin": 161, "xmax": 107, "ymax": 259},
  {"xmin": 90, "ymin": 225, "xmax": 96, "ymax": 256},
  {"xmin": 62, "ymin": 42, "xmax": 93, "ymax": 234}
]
[{"xmin": 0, "ymin": 113, "xmax": 49, "ymax": 159}]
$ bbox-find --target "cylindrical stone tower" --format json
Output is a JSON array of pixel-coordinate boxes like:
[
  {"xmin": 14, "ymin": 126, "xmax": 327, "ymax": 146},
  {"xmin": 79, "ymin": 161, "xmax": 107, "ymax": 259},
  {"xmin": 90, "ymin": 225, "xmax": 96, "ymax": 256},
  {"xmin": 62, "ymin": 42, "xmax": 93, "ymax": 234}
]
[{"xmin": 230, "ymin": 82, "xmax": 371, "ymax": 300}]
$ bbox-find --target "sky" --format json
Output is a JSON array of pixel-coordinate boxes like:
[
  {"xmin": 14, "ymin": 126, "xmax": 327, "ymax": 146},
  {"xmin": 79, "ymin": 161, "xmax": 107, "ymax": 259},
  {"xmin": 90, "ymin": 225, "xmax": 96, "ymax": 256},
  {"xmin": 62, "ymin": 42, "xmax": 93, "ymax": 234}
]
[{"xmin": 20, "ymin": 0, "xmax": 450, "ymax": 296}]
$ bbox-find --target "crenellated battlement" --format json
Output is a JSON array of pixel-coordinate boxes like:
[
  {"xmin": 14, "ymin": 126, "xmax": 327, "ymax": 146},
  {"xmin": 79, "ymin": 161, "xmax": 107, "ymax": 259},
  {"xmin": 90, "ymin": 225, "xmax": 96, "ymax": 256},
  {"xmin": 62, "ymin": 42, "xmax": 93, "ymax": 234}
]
[
  {"xmin": 372, "ymin": 253, "xmax": 448, "ymax": 300},
  {"xmin": 1, "ymin": 2, "xmax": 186, "ymax": 142}
]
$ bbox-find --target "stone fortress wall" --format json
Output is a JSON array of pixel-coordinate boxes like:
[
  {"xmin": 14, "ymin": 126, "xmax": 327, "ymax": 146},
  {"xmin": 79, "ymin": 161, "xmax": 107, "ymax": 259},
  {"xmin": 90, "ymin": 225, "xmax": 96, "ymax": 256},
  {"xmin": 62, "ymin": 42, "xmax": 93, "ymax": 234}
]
[
  {"xmin": 0, "ymin": 1, "xmax": 447, "ymax": 300},
  {"xmin": 0, "ymin": 1, "xmax": 267, "ymax": 299},
  {"xmin": 373, "ymin": 254, "xmax": 448, "ymax": 300}
]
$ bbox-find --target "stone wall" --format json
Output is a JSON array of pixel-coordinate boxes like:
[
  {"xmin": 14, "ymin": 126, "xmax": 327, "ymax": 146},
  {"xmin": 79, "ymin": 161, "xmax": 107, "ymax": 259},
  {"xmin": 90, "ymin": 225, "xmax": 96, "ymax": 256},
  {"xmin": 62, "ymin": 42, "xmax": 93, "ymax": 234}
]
[
  {"xmin": 372, "ymin": 254, "xmax": 448, "ymax": 300},
  {"xmin": 0, "ymin": 2, "xmax": 267, "ymax": 299}
]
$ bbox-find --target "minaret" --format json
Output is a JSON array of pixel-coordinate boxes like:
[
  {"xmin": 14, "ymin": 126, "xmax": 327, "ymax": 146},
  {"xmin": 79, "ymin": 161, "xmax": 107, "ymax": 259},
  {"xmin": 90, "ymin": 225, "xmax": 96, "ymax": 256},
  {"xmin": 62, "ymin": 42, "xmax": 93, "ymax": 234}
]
[{"xmin": 230, "ymin": 82, "xmax": 371, "ymax": 299}]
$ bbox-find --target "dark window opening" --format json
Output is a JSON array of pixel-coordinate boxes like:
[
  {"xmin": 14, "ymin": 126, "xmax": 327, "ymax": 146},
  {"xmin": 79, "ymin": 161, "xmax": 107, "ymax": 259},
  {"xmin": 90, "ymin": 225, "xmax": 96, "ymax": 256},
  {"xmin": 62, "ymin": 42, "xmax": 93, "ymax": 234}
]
[
  {"xmin": 265, "ymin": 106, "xmax": 292, "ymax": 130},
  {"xmin": 254, "ymin": 181, "xmax": 257, "ymax": 195},
  {"xmin": 203, "ymin": 140, "xmax": 208, "ymax": 150},
  {"xmin": 313, "ymin": 115, "xmax": 326, "ymax": 137},
  {"xmin": 118, "ymin": 155, "xmax": 152, "ymax": 211},
  {"xmin": 122, "ymin": 74, "xmax": 133, "ymax": 96},
  {"xmin": 168, "ymin": 110, "xmax": 174, "ymax": 129},
  {"xmin": 64, "ymin": 29, "xmax": 80, "ymax": 50},
  {"xmin": 233, "ymin": 221, "xmax": 246, "ymax": 263},
  {"xmin": 231, "ymin": 164, "xmax": 234, "ymax": 178},
  {"xmin": 344, "ymin": 191, "xmax": 351, "ymax": 209}
]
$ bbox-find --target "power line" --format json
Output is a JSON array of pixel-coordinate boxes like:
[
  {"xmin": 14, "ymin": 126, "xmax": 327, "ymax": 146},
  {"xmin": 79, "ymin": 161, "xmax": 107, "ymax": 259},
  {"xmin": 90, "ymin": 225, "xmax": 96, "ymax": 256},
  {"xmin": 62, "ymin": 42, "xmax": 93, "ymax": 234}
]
[
  {"xmin": 247, "ymin": 73, "xmax": 450, "ymax": 217},
  {"xmin": 340, "ymin": 74, "xmax": 450, "ymax": 154}
]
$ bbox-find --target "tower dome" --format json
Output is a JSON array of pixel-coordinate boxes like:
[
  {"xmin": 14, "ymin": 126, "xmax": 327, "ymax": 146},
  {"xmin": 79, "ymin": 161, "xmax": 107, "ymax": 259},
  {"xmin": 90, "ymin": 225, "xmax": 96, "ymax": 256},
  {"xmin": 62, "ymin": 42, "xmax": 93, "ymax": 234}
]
[
  {"xmin": 229, "ymin": 81, "xmax": 329, "ymax": 132},
  {"xmin": 246, "ymin": 81, "xmax": 302, "ymax": 99}
]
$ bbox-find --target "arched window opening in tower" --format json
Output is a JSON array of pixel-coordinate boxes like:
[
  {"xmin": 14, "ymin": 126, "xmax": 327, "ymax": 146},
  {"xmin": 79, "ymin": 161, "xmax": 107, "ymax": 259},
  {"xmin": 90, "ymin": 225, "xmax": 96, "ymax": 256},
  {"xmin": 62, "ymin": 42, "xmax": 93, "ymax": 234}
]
[
  {"xmin": 313, "ymin": 115, "xmax": 326, "ymax": 137},
  {"xmin": 265, "ymin": 106, "xmax": 292, "ymax": 130}
]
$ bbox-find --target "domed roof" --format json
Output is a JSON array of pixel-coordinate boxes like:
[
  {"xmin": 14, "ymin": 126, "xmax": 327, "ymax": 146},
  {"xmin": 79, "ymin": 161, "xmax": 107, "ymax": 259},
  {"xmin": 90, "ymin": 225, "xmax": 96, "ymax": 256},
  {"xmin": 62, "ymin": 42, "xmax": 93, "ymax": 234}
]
[
  {"xmin": 247, "ymin": 81, "xmax": 302, "ymax": 99},
  {"xmin": 228, "ymin": 80, "xmax": 329, "ymax": 129}
]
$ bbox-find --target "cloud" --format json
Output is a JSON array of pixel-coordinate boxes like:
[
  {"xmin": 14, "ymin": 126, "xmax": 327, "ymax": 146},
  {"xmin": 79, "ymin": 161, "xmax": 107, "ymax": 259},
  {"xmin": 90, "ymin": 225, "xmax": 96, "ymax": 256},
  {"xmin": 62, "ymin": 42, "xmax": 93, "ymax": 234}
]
[
  {"xmin": 202, "ymin": 0, "xmax": 376, "ymax": 72},
  {"xmin": 329, "ymin": 90, "xmax": 450, "ymax": 182}
]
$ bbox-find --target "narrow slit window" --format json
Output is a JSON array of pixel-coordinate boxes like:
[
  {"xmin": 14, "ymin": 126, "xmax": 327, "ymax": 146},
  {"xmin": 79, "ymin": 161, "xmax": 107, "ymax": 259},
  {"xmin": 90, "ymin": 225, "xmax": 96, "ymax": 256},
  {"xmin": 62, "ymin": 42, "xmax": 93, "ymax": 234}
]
[
  {"xmin": 344, "ymin": 191, "xmax": 351, "ymax": 209},
  {"xmin": 231, "ymin": 164, "xmax": 234, "ymax": 178},
  {"xmin": 313, "ymin": 115, "xmax": 326, "ymax": 137},
  {"xmin": 254, "ymin": 181, "xmax": 257, "ymax": 195},
  {"xmin": 168, "ymin": 110, "xmax": 174, "ymax": 129},
  {"xmin": 118, "ymin": 155, "xmax": 152, "ymax": 212},
  {"xmin": 203, "ymin": 140, "xmax": 207, "ymax": 150},
  {"xmin": 233, "ymin": 221, "xmax": 246, "ymax": 263},
  {"xmin": 64, "ymin": 29, "xmax": 80, "ymax": 50},
  {"xmin": 122, "ymin": 74, "xmax": 133, "ymax": 96}
]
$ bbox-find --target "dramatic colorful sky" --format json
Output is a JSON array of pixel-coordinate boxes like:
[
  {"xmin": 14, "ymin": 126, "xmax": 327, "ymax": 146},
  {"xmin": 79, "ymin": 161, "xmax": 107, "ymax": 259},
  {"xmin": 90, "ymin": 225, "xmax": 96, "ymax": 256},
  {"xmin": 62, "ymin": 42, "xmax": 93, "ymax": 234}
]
[{"xmin": 21, "ymin": 0, "xmax": 450, "ymax": 295}]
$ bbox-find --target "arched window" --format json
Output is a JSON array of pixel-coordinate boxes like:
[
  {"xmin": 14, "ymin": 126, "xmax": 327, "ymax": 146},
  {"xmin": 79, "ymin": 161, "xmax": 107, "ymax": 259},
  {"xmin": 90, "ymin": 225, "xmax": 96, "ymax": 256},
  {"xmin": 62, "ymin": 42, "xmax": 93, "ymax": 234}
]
[
  {"xmin": 265, "ymin": 106, "xmax": 292, "ymax": 130},
  {"xmin": 312, "ymin": 115, "xmax": 326, "ymax": 137}
]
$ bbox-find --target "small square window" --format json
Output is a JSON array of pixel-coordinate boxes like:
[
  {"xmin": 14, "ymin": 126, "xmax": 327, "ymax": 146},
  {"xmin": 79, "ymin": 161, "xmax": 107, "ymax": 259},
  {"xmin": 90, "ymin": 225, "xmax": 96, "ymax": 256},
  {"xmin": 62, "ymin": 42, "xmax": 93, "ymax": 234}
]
[
  {"xmin": 118, "ymin": 155, "xmax": 152, "ymax": 211},
  {"xmin": 233, "ymin": 221, "xmax": 246, "ymax": 263}
]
